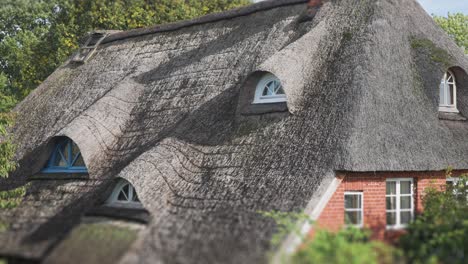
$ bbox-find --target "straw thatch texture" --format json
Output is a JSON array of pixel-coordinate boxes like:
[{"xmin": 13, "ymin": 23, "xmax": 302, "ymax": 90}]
[{"xmin": 1, "ymin": 0, "xmax": 467, "ymax": 263}]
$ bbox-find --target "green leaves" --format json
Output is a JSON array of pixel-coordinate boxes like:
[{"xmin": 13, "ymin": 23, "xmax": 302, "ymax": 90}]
[
  {"xmin": 292, "ymin": 228, "xmax": 401, "ymax": 264},
  {"xmin": 400, "ymin": 175, "xmax": 468, "ymax": 264},
  {"xmin": 0, "ymin": 184, "xmax": 26, "ymax": 200},
  {"xmin": 434, "ymin": 13, "xmax": 468, "ymax": 54},
  {"xmin": 259, "ymin": 210, "xmax": 313, "ymax": 248}
]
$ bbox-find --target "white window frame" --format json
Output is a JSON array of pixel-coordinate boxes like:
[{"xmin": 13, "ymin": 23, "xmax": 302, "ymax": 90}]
[
  {"xmin": 253, "ymin": 73, "xmax": 287, "ymax": 104},
  {"xmin": 446, "ymin": 177, "xmax": 459, "ymax": 185},
  {"xmin": 344, "ymin": 191, "xmax": 364, "ymax": 228},
  {"xmin": 439, "ymin": 70, "xmax": 458, "ymax": 113},
  {"xmin": 106, "ymin": 179, "xmax": 143, "ymax": 209},
  {"xmin": 386, "ymin": 178, "xmax": 414, "ymax": 230},
  {"xmin": 446, "ymin": 177, "xmax": 468, "ymax": 197}
]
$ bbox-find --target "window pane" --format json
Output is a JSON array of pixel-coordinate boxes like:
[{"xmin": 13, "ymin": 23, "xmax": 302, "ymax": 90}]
[
  {"xmin": 72, "ymin": 142, "xmax": 80, "ymax": 160},
  {"xmin": 400, "ymin": 181, "xmax": 412, "ymax": 194},
  {"xmin": 400, "ymin": 196, "xmax": 411, "ymax": 209},
  {"xmin": 386, "ymin": 197, "xmax": 396, "ymax": 210},
  {"xmin": 447, "ymin": 73, "xmax": 453, "ymax": 83},
  {"xmin": 386, "ymin": 182, "xmax": 396, "ymax": 195},
  {"xmin": 117, "ymin": 190, "xmax": 128, "ymax": 201},
  {"xmin": 277, "ymin": 85, "xmax": 285, "ymax": 95},
  {"xmin": 72, "ymin": 153, "xmax": 86, "ymax": 167},
  {"xmin": 117, "ymin": 184, "xmax": 130, "ymax": 201},
  {"xmin": 345, "ymin": 194, "xmax": 361, "ymax": 209},
  {"xmin": 440, "ymin": 80, "xmax": 446, "ymax": 105},
  {"xmin": 386, "ymin": 212, "xmax": 396, "ymax": 226},
  {"xmin": 52, "ymin": 144, "xmax": 68, "ymax": 167},
  {"xmin": 132, "ymin": 193, "xmax": 140, "ymax": 202},
  {"xmin": 449, "ymin": 83, "xmax": 455, "ymax": 105},
  {"xmin": 345, "ymin": 211, "xmax": 361, "ymax": 225},
  {"xmin": 401, "ymin": 211, "xmax": 412, "ymax": 224}
]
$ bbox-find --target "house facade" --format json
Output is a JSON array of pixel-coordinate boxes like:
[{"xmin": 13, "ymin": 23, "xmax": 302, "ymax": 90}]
[
  {"xmin": 315, "ymin": 170, "xmax": 465, "ymax": 242},
  {"xmin": 1, "ymin": 0, "xmax": 467, "ymax": 263}
]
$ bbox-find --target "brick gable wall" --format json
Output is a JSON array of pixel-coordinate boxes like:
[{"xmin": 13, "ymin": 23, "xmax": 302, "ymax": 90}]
[{"xmin": 313, "ymin": 171, "xmax": 466, "ymax": 242}]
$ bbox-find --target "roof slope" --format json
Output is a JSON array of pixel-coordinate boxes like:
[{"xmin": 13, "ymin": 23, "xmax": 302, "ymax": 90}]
[{"xmin": 1, "ymin": 0, "xmax": 468, "ymax": 263}]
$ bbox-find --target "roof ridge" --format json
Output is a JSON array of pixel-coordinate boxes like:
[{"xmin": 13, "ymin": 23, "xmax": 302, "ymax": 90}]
[{"xmin": 102, "ymin": 0, "xmax": 308, "ymax": 44}]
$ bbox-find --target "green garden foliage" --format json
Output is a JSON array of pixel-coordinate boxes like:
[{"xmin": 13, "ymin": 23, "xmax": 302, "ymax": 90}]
[
  {"xmin": 258, "ymin": 210, "xmax": 313, "ymax": 248},
  {"xmin": 399, "ymin": 174, "xmax": 468, "ymax": 264},
  {"xmin": 292, "ymin": 228, "xmax": 401, "ymax": 264},
  {"xmin": 434, "ymin": 13, "xmax": 468, "ymax": 54},
  {"xmin": 260, "ymin": 211, "xmax": 401, "ymax": 264}
]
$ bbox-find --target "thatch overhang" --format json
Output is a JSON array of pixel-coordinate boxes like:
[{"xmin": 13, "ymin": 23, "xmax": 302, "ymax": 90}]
[{"xmin": 1, "ymin": 0, "xmax": 467, "ymax": 263}]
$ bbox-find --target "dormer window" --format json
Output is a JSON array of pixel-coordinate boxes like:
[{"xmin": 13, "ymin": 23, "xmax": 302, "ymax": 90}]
[
  {"xmin": 42, "ymin": 137, "xmax": 87, "ymax": 173},
  {"xmin": 439, "ymin": 71, "xmax": 458, "ymax": 113},
  {"xmin": 107, "ymin": 179, "xmax": 142, "ymax": 209},
  {"xmin": 72, "ymin": 31, "xmax": 108, "ymax": 64},
  {"xmin": 253, "ymin": 73, "xmax": 286, "ymax": 104}
]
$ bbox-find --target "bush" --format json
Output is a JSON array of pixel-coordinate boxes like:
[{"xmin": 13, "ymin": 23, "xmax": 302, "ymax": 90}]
[
  {"xmin": 399, "ymin": 175, "xmax": 468, "ymax": 264},
  {"xmin": 292, "ymin": 228, "xmax": 401, "ymax": 264}
]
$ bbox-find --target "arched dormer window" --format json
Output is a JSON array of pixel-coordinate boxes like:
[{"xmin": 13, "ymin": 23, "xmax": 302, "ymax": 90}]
[
  {"xmin": 253, "ymin": 73, "xmax": 286, "ymax": 104},
  {"xmin": 106, "ymin": 179, "xmax": 142, "ymax": 209},
  {"xmin": 439, "ymin": 71, "xmax": 458, "ymax": 113},
  {"xmin": 42, "ymin": 137, "xmax": 87, "ymax": 173}
]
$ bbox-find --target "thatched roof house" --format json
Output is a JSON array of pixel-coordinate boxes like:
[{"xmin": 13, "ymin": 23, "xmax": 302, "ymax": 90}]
[{"xmin": 1, "ymin": 0, "xmax": 467, "ymax": 263}]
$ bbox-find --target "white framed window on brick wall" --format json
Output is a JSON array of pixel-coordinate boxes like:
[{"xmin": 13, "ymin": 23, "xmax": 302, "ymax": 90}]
[
  {"xmin": 386, "ymin": 178, "xmax": 414, "ymax": 229},
  {"xmin": 447, "ymin": 177, "xmax": 468, "ymax": 197},
  {"xmin": 344, "ymin": 191, "xmax": 363, "ymax": 227}
]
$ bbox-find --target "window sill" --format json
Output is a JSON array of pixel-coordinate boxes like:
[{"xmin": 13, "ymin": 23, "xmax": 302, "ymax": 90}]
[
  {"xmin": 241, "ymin": 102, "xmax": 289, "ymax": 116},
  {"xmin": 385, "ymin": 225, "xmax": 408, "ymax": 231},
  {"xmin": 438, "ymin": 112, "xmax": 467, "ymax": 121},
  {"xmin": 86, "ymin": 205, "xmax": 150, "ymax": 224},
  {"xmin": 29, "ymin": 173, "xmax": 89, "ymax": 181},
  {"xmin": 438, "ymin": 106, "xmax": 459, "ymax": 113}
]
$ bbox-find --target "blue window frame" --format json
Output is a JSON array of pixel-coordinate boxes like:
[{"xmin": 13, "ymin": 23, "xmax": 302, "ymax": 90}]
[{"xmin": 42, "ymin": 137, "xmax": 87, "ymax": 173}]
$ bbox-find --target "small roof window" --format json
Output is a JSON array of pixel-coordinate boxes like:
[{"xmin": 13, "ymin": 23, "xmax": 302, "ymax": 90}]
[
  {"xmin": 253, "ymin": 73, "xmax": 286, "ymax": 104},
  {"xmin": 71, "ymin": 31, "xmax": 108, "ymax": 64},
  {"xmin": 439, "ymin": 70, "xmax": 458, "ymax": 113},
  {"xmin": 107, "ymin": 179, "xmax": 142, "ymax": 209},
  {"xmin": 42, "ymin": 137, "xmax": 87, "ymax": 173}
]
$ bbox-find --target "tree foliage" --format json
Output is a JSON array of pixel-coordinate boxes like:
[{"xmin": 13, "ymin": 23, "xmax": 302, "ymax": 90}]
[
  {"xmin": 434, "ymin": 13, "xmax": 468, "ymax": 54},
  {"xmin": 399, "ymin": 174, "xmax": 468, "ymax": 264}
]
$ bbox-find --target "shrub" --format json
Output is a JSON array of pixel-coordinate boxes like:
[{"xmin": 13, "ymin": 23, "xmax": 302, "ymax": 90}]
[
  {"xmin": 292, "ymin": 228, "xmax": 401, "ymax": 264},
  {"xmin": 399, "ymin": 175, "xmax": 468, "ymax": 264}
]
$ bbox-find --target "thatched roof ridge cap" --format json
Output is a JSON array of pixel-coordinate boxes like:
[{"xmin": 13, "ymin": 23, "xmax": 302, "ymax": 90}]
[{"xmin": 102, "ymin": 0, "xmax": 308, "ymax": 44}]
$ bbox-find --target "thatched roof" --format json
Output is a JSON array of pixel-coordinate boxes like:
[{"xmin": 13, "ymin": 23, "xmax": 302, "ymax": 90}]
[{"xmin": 1, "ymin": 0, "xmax": 468, "ymax": 263}]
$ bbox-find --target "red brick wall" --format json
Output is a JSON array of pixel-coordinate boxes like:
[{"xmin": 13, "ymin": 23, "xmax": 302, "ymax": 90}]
[{"xmin": 314, "ymin": 170, "xmax": 465, "ymax": 241}]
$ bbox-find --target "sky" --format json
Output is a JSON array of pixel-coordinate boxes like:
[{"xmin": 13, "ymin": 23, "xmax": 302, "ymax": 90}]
[
  {"xmin": 418, "ymin": 0, "xmax": 468, "ymax": 16},
  {"xmin": 253, "ymin": 0, "xmax": 468, "ymax": 16}
]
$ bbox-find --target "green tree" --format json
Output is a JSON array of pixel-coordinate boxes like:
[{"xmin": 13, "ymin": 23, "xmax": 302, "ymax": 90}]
[
  {"xmin": 399, "ymin": 175, "xmax": 468, "ymax": 264},
  {"xmin": 434, "ymin": 13, "xmax": 468, "ymax": 54},
  {"xmin": 0, "ymin": 73, "xmax": 17, "ymax": 178}
]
